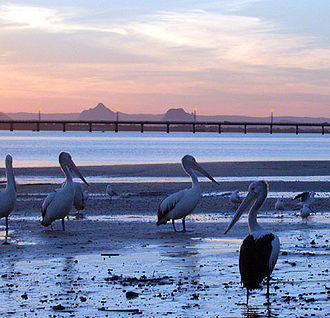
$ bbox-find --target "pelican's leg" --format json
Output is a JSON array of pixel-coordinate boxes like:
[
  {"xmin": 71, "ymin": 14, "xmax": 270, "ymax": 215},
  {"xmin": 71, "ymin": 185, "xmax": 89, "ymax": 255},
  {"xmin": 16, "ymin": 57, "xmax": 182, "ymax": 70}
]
[
  {"xmin": 182, "ymin": 217, "xmax": 186, "ymax": 232},
  {"xmin": 62, "ymin": 218, "xmax": 65, "ymax": 231},
  {"xmin": 5, "ymin": 216, "xmax": 9, "ymax": 238},
  {"xmin": 3, "ymin": 216, "xmax": 9, "ymax": 244},
  {"xmin": 246, "ymin": 289, "xmax": 249, "ymax": 306},
  {"xmin": 50, "ymin": 223, "xmax": 54, "ymax": 231},
  {"xmin": 171, "ymin": 219, "xmax": 177, "ymax": 232},
  {"xmin": 266, "ymin": 276, "xmax": 270, "ymax": 300}
]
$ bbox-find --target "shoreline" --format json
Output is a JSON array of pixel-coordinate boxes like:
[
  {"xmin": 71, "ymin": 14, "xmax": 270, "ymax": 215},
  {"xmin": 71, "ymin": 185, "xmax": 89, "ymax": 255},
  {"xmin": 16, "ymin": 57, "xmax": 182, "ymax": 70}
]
[{"xmin": 2, "ymin": 160, "xmax": 330, "ymax": 177}]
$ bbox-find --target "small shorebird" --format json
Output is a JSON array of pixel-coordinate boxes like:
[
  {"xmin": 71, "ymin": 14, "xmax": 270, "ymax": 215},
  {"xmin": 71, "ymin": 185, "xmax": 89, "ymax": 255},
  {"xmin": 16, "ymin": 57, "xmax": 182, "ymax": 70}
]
[
  {"xmin": 0, "ymin": 154, "xmax": 17, "ymax": 244},
  {"xmin": 41, "ymin": 152, "xmax": 89, "ymax": 230},
  {"xmin": 224, "ymin": 181, "xmax": 280, "ymax": 303},
  {"xmin": 230, "ymin": 190, "xmax": 242, "ymax": 206},
  {"xmin": 300, "ymin": 204, "xmax": 311, "ymax": 220},
  {"xmin": 275, "ymin": 198, "xmax": 284, "ymax": 211},
  {"xmin": 106, "ymin": 184, "xmax": 118, "ymax": 200},
  {"xmin": 275, "ymin": 198, "xmax": 284, "ymax": 217},
  {"xmin": 157, "ymin": 155, "xmax": 219, "ymax": 232}
]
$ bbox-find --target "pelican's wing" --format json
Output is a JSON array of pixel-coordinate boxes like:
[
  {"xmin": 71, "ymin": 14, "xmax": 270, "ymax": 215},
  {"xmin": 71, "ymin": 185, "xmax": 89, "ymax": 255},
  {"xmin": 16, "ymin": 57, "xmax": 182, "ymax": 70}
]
[
  {"xmin": 41, "ymin": 191, "xmax": 57, "ymax": 218},
  {"xmin": 157, "ymin": 190, "xmax": 185, "ymax": 222},
  {"xmin": 293, "ymin": 192, "xmax": 309, "ymax": 201}
]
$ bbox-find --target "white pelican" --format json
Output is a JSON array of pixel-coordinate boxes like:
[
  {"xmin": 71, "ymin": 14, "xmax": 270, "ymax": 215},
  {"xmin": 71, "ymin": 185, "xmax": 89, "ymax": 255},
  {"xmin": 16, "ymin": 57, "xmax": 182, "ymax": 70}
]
[
  {"xmin": 230, "ymin": 190, "xmax": 242, "ymax": 205},
  {"xmin": 224, "ymin": 181, "xmax": 280, "ymax": 302},
  {"xmin": 41, "ymin": 152, "xmax": 89, "ymax": 230},
  {"xmin": 293, "ymin": 191, "xmax": 315, "ymax": 207},
  {"xmin": 157, "ymin": 155, "xmax": 219, "ymax": 232},
  {"xmin": 106, "ymin": 184, "xmax": 118, "ymax": 199},
  {"xmin": 300, "ymin": 204, "xmax": 311, "ymax": 220},
  {"xmin": 0, "ymin": 154, "xmax": 17, "ymax": 244}
]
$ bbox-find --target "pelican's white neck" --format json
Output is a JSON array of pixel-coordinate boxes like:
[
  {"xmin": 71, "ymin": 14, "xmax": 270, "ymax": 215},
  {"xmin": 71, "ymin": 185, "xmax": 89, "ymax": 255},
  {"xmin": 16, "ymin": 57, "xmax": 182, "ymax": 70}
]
[
  {"xmin": 60, "ymin": 160, "xmax": 73, "ymax": 184},
  {"xmin": 248, "ymin": 194, "xmax": 266, "ymax": 233},
  {"xmin": 6, "ymin": 160, "xmax": 16, "ymax": 191},
  {"xmin": 183, "ymin": 162, "xmax": 199, "ymax": 187}
]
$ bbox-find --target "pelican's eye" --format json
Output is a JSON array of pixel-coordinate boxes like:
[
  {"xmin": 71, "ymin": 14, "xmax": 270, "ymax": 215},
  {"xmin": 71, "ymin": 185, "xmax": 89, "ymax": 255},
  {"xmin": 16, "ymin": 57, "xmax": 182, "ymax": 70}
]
[{"xmin": 251, "ymin": 187, "xmax": 255, "ymax": 191}]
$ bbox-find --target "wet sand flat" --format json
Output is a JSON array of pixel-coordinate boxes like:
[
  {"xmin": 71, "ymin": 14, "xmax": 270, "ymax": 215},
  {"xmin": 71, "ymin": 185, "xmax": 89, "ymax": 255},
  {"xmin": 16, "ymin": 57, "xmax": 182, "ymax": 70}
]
[
  {"xmin": 1, "ymin": 214, "xmax": 329, "ymax": 317},
  {"xmin": 0, "ymin": 161, "xmax": 329, "ymax": 317}
]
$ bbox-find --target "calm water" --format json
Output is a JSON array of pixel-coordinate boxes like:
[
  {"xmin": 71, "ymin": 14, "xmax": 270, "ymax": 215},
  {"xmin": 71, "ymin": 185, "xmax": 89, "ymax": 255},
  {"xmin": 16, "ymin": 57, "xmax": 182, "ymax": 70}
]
[{"xmin": 0, "ymin": 131, "xmax": 329, "ymax": 167}]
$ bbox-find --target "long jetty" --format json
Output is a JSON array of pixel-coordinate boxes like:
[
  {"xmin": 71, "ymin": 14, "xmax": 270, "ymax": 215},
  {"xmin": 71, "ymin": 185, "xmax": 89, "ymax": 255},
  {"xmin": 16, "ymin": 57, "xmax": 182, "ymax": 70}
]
[{"xmin": 0, "ymin": 120, "xmax": 329, "ymax": 134}]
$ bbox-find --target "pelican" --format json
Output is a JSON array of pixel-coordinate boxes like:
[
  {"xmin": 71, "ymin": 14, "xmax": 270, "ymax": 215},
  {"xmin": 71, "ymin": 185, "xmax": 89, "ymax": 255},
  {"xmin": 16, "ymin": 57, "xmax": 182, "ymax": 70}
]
[
  {"xmin": 41, "ymin": 152, "xmax": 89, "ymax": 230},
  {"xmin": 230, "ymin": 190, "xmax": 242, "ymax": 205},
  {"xmin": 300, "ymin": 204, "xmax": 311, "ymax": 219},
  {"xmin": 157, "ymin": 155, "xmax": 219, "ymax": 232},
  {"xmin": 224, "ymin": 181, "xmax": 280, "ymax": 302},
  {"xmin": 293, "ymin": 191, "xmax": 315, "ymax": 207},
  {"xmin": 73, "ymin": 182, "xmax": 89, "ymax": 218},
  {"xmin": 106, "ymin": 184, "xmax": 118, "ymax": 199},
  {"xmin": 0, "ymin": 154, "xmax": 17, "ymax": 244}
]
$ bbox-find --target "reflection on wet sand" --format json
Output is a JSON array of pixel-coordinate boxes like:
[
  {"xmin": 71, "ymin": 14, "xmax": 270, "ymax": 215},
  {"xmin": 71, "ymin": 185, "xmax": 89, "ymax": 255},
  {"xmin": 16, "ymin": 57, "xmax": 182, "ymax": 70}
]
[
  {"xmin": 0, "ymin": 213, "xmax": 329, "ymax": 316},
  {"xmin": 244, "ymin": 304, "xmax": 273, "ymax": 318}
]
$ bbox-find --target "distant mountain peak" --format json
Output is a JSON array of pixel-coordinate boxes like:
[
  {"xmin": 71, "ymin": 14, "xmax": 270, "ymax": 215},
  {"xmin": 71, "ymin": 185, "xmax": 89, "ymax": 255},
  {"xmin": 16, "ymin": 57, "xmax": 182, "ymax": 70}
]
[
  {"xmin": 95, "ymin": 102, "xmax": 107, "ymax": 110},
  {"xmin": 78, "ymin": 102, "xmax": 115, "ymax": 120},
  {"xmin": 165, "ymin": 108, "xmax": 187, "ymax": 114},
  {"xmin": 162, "ymin": 108, "xmax": 193, "ymax": 121}
]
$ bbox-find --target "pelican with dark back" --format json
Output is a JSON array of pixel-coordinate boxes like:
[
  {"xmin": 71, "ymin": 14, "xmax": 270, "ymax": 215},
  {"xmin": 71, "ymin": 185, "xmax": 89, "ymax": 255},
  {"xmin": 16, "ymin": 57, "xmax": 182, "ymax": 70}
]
[{"xmin": 224, "ymin": 180, "xmax": 280, "ymax": 303}]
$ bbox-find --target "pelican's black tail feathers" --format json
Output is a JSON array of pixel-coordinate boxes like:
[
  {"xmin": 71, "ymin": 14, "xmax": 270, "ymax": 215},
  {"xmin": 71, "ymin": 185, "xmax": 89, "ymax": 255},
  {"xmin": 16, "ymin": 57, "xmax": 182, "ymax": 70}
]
[{"xmin": 157, "ymin": 205, "xmax": 168, "ymax": 225}]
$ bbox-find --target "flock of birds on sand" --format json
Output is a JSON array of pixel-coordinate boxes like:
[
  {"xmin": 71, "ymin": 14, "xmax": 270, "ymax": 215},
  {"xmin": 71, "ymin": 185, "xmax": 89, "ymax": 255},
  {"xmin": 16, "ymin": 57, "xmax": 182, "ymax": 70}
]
[
  {"xmin": 0, "ymin": 152, "xmax": 319, "ymax": 303},
  {"xmin": 232, "ymin": 188, "xmax": 315, "ymax": 219}
]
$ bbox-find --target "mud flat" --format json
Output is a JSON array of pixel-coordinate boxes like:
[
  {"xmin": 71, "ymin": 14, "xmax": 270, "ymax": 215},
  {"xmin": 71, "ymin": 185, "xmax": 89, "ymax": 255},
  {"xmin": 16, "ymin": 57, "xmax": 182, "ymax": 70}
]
[
  {"xmin": 0, "ymin": 161, "xmax": 329, "ymax": 317},
  {"xmin": 1, "ymin": 213, "xmax": 329, "ymax": 317}
]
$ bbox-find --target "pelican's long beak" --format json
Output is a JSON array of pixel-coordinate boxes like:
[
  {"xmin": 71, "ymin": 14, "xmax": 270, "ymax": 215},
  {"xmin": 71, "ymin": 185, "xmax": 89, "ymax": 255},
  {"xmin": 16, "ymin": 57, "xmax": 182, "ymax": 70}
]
[
  {"xmin": 192, "ymin": 162, "xmax": 220, "ymax": 186},
  {"xmin": 224, "ymin": 191, "xmax": 256, "ymax": 234},
  {"xmin": 68, "ymin": 159, "xmax": 89, "ymax": 186}
]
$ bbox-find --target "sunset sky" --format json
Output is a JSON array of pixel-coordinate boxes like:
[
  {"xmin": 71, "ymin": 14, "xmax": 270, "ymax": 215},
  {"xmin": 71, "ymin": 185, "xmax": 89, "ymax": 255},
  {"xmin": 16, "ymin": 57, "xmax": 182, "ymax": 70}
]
[{"xmin": 0, "ymin": 0, "xmax": 329, "ymax": 116}]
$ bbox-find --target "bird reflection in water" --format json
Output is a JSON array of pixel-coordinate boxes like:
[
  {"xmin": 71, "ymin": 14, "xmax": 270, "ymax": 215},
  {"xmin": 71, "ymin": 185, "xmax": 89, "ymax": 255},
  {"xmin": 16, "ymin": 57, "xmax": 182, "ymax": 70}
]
[{"xmin": 243, "ymin": 303, "xmax": 273, "ymax": 318}]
